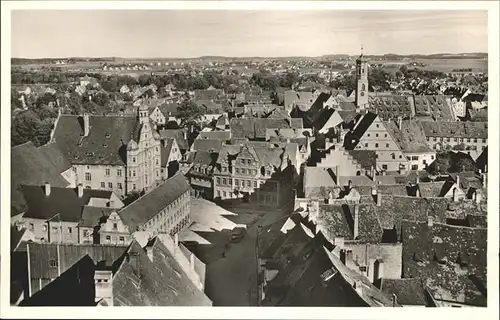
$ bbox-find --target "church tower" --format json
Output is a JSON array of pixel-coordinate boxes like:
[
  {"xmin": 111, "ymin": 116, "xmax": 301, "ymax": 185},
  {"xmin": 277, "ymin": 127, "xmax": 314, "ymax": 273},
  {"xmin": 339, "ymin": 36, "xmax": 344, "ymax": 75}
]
[{"xmin": 355, "ymin": 48, "xmax": 369, "ymax": 111}]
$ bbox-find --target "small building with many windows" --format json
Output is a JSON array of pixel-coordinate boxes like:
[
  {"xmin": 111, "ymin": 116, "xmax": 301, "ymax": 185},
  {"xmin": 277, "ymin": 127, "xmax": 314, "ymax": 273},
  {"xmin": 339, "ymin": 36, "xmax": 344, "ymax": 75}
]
[
  {"xmin": 117, "ymin": 173, "xmax": 192, "ymax": 237},
  {"xmin": 420, "ymin": 121, "xmax": 488, "ymax": 160}
]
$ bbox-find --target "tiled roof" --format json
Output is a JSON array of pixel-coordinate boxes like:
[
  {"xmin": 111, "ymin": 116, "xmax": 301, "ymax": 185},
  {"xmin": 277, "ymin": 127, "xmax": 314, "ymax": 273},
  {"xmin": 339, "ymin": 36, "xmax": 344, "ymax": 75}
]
[
  {"xmin": 384, "ymin": 120, "xmax": 432, "ymax": 153},
  {"xmin": 118, "ymin": 173, "xmax": 190, "ymax": 231},
  {"xmin": 401, "ymin": 220, "xmax": 487, "ymax": 306},
  {"xmin": 157, "ymin": 103, "xmax": 180, "ymax": 117},
  {"xmin": 347, "ymin": 150, "xmax": 377, "ymax": 170},
  {"xmin": 345, "ymin": 112, "xmax": 377, "ymax": 149},
  {"xmin": 197, "ymin": 130, "xmax": 231, "ymax": 140},
  {"xmin": 188, "ymin": 151, "xmax": 217, "ymax": 178},
  {"xmin": 37, "ymin": 142, "xmax": 71, "ymax": 174},
  {"xmin": 192, "ymin": 139, "xmax": 224, "ymax": 153},
  {"xmin": 412, "ymin": 95, "xmax": 454, "ymax": 120},
  {"xmin": 112, "ymin": 239, "xmax": 212, "ymax": 306},
  {"xmin": 420, "ymin": 121, "xmax": 488, "ymax": 138},
  {"xmin": 338, "ymin": 110, "xmax": 358, "ymax": 124},
  {"xmin": 195, "ymin": 100, "xmax": 224, "ymax": 114},
  {"xmin": 79, "ymin": 206, "xmax": 113, "ymax": 228},
  {"xmin": 379, "ymin": 278, "xmax": 428, "ymax": 306},
  {"xmin": 368, "ymin": 95, "xmax": 413, "ymax": 120},
  {"xmin": 160, "ymin": 138, "xmax": 175, "ymax": 167},
  {"xmin": 317, "ymin": 204, "xmax": 354, "ymax": 239},
  {"xmin": 11, "ymin": 142, "xmax": 70, "ymax": 216},
  {"xmin": 53, "ymin": 114, "xmax": 139, "ymax": 165},
  {"xmin": 21, "ymin": 185, "xmax": 112, "ymax": 222},
  {"xmin": 159, "ymin": 129, "xmax": 188, "ymax": 150}
]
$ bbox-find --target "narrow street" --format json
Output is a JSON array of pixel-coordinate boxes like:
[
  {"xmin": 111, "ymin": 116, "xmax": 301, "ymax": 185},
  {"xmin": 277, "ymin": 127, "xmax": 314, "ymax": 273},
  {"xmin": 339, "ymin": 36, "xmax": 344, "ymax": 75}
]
[{"xmin": 184, "ymin": 198, "xmax": 294, "ymax": 306}]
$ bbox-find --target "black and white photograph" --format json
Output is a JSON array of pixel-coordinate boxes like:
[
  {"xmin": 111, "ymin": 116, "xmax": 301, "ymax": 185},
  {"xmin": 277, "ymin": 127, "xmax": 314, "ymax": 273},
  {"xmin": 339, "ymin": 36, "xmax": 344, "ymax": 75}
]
[{"xmin": 1, "ymin": 0, "xmax": 498, "ymax": 317}]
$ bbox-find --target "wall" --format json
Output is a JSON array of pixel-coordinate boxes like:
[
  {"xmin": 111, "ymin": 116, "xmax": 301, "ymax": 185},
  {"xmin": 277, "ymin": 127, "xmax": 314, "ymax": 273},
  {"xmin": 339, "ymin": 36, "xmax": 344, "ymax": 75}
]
[
  {"xmin": 99, "ymin": 212, "xmax": 131, "ymax": 245},
  {"xmin": 425, "ymin": 136, "xmax": 488, "ymax": 160},
  {"xmin": 405, "ymin": 152, "xmax": 436, "ymax": 171},
  {"xmin": 317, "ymin": 147, "xmax": 360, "ymax": 176},
  {"xmin": 73, "ymin": 164, "xmax": 126, "ymax": 197},
  {"xmin": 355, "ymin": 117, "xmax": 408, "ymax": 171},
  {"xmin": 141, "ymin": 190, "xmax": 191, "ymax": 236},
  {"xmin": 22, "ymin": 217, "xmax": 80, "ymax": 244}
]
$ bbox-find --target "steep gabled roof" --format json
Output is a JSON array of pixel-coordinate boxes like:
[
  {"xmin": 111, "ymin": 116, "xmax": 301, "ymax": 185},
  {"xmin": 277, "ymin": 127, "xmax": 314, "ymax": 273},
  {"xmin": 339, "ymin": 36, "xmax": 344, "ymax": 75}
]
[
  {"xmin": 118, "ymin": 173, "xmax": 190, "ymax": 231},
  {"xmin": 379, "ymin": 278, "xmax": 428, "ymax": 306},
  {"xmin": 112, "ymin": 239, "xmax": 212, "ymax": 306},
  {"xmin": 11, "ymin": 142, "xmax": 70, "ymax": 216}
]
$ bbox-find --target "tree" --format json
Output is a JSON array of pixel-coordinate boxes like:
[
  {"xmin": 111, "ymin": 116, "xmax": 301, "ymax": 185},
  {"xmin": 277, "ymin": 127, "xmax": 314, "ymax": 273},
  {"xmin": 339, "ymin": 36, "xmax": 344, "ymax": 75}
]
[
  {"xmin": 428, "ymin": 153, "xmax": 451, "ymax": 175},
  {"xmin": 177, "ymin": 101, "xmax": 204, "ymax": 125},
  {"xmin": 11, "ymin": 88, "xmax": 23, "ymax": 110},
  {"xmin": 454, "ymin": 157, "xmax": 476, "ymax": 173},
  {"xmin": 11, "ymin": 111, "xmax": 42, "ymax": 146}
]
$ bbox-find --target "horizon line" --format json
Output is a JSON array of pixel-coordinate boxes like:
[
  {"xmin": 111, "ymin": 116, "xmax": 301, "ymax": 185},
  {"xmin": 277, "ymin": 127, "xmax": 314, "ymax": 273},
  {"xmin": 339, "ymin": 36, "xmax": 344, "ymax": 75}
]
[{"xmin": 12, "ymin": 51, "xmax": 489, "ymax": 60}]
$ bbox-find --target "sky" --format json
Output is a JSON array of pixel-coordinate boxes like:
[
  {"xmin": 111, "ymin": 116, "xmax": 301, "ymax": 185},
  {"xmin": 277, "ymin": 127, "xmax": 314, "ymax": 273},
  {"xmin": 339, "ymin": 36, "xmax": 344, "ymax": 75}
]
[{"xmin": 11, "ymin": 10, "xmax": 488, "ymax": 58}]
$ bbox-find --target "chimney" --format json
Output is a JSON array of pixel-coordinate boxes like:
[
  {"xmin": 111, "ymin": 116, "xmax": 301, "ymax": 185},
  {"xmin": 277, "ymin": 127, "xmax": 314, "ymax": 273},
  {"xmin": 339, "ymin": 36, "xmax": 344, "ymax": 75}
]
[
  {"xmin": 371, "ymin": 184, "xmax": 378, "ymax": 196},
  {"xmin": 83, "ymin": 113, "xmax": 90, "ymax": 137},
  {"xmin": 428, "ymin": 216, "xmax": 434, "ymax": 227},
  {"xmin": 455, "ymin": 175, "xmax": 460, "ymax": 189},
  {"xmin": 481, "ymin": 173, "xmax": 487, "ymax": 188},
  {"xmin": 44, "ymin": 182, "xmax": 51, "ymax": 197},
  {"xmin": 391, "ymin": 294, "xmax": 398, "ymax": 307},
  {"xmin": 128, "ymin": 252, "xmax": 140, "ymax": 277},
  {"xmin": 397, "ymin": 116, "xmax": 402, "ymax": 130},
  {"xmin": 145, "ymin": 246, "xmax": 154, "ymax": 262},
  {"xmin": 475, "ymin": 190, "xmax": 482, "ymax": 203},
  {"xmin": 416, "ymin": 175, "xmax": 420, "ymax": 185},
  {"xmin": 174, "ymin": 233, "xmax": 179, "ymax": 247},
  {"xmin": 353, "ymin": 205, "xmax": 359, "ymax": 240},
  {"xmin": 382, "ymin": 170, "xmax": 386, "ymax": 176},
  {"xmin": 484, "ymin": 163, "xmax": 488, "ymax": 173},
  {"xmin": 371, "ymin": 166, "xmax": 376, "ymax": 180},
  {"xmin": 77, "ymin": 183, "xmax": 83, "ymax": 198},
  {"xmin": 452, "ymin": 187, "xmax": 459, "ymax": 202},
  {"xmin": 348, "ymin": 179, "xmax": 352, "ymax": 191},
  {"xmin": 415, "ymin": 187, "xmax": 420, "ymax": 198},
  {"xmin": 94, "ymin": 270, "xmax": 113, "ymax": 306},
  {"xmin": 377, "ymin": 193, "xmax": 382, "ymax": 206}
]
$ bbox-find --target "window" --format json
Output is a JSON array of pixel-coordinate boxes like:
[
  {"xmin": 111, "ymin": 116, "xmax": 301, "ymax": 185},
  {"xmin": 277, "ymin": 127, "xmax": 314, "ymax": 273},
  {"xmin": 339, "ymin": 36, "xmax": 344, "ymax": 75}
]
[
  {"xmin": 467, "ymin": 138, "xmax": 471, "ymax": 143},
  {"xmin": 482, "ymin": 146, "xmax": 486, "ymax": 151},
  {"xmin": 156, "ymin": 159, "xmax": 159, "ymax": 165},
  {"xmin": 101, "ymin": 182, "xmax": 105, "ymax": 188},
  {"xmin": 447, "ymin": 138, "xmax": 451, "ymax": 142},
  {"xmin": 247, "ymin": 180, "xmax": 251, "ymax": 187},
  {"xmin": 117, "ymin": 169, "xmax": 122, "ymax": 177},
  {"xmin": 474, "ymin": 138, "xmax": 478, "ymax": 143},
  {"xmin": 384, "ymin": 134, "xmax": 388, "ymax": 138},
  {"xmin": 253, "ymin": 181, "xmax": 257, "ymax": 188},
  {"xmin": 431, "ymin": 155, "xmax": 435, "ymax": 160},
  {"xmin": 133, "ymin": 170, "xmax": 136, "ymax": 177},
  {"xmin": 73, "ymin": 167, "xmax": 77, "ymax": 172},
  {"xmin": 222, "ymin": 166, "xmax": 227, "ymax": 172},
  {"xmin": 133, "ymin": 157, "xmax": 136, "ymax": 163},
  {"xmin": 241, "ymin": 159, "xmax": 245, "ymax": 165},
  {"xmin": 49, "ymin": 260, "xmax": 58, "ymax": 268},
  {"xmin": 412, "ymin": 164, "xmax": 419, "ymax": 170},
  {"xmin": 423, "ymin": 159, "xmax": 427, "ymax": 165},
  {"xmin": 113, "ymin": 223, "xmax": 117, "ymax": 230},
  {"xmin": 375, "ymin": 143, "xmax": 379, "ymax": 148},
  {"xmin": 107, "ymin": 182, "xmax": 112, "ymax": 188},
  {"xmin": 382, "ymin": 164, "xmax": 388, "ymax": 170},
  {"xmin": 105, "ymin": 168, "xmax": 110, "ymax": 176},
  {"xmin": 367, "ymin": 134, "xmax": 370, "ymax": 137},
  {"xmin": 119, "ymin": 236, "xmax": 125, "ymax": 242},
  {"xmin": 118, "ymin": 183, "xmax": 122, "ymax": 189},
  {"xmin": 222, "ymin": 178, "xmax": 227, "ymax": 185},
  {"xmin": 236, "ymin": 168, "xmax": 240, "ymax": 174},
  {"xmin": 129, "ymin": 170, "xmax": 132, "ymax": 177},
  {"xmin": 399, "ymin": 155, "xmax": 402, "ymax": 159},
  {"xmin": 392, "ymin": 154, "xmax": 396, "ymax": 160},
  {"xmin": 376, "ymin": 124, "xmax": 380, "ymax": 128},
  {"xmin": 235, "ymin": 179, "xmax": 239, "ymax": 186},
  {"xmin": 133, "ymin": 184, "xmax": 136, "ymax": 190},
  {"xmin": 85, "ymin": 173, "xmax": 92, "ymax": 181},
  {"xmin": 376, "ymin": 133, "xmax": 379, "ymax": 137},
  {"xmin": 83, "ymin": 230, "xmax": 89, "ymax": 237},
  {"xmin": 433, "ymin": 137, "xmax": 437, "ymax": 142},
  {"xmin": 216, "ymin": 177, "xmax": 221, "ymax": 185},
  {"xmin": 386, "ymin": 143, "xmax": 389, "ymax": 148},
  {"xmin": 241, "ymin": 180, "xmax": 245, "ymax": 187},
  {"xmin": 223, "ymin": 191, "xmax": 227, "ymax": 198},
  {"xmin": 241, "ymin": 168, "xmax": 246, "ymax": 174},
  {"xmin": 106, "ymin": 235, "xmax": 111, "ymax": 241},
  {"xmin": 68, "ymin": 227, "xmax": 72, "ymax": 234},
  {"xmin": 365, "ymin": 143, "xmax": 368, "ymax": 148},
  {"xmin": 454, "ymin": 138, "xmax": 458, "ymax": 142},
  {"xmin": 247, "ymin": 159, "xmax": 252, "ymax": 165}
]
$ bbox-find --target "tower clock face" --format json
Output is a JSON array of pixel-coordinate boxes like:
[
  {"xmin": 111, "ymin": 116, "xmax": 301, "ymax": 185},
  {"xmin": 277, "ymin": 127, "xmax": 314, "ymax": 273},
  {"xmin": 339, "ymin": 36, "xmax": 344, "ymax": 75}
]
[{"xmin": 361, "ymin": 92, "xmax": 365, "ymax": 96}]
